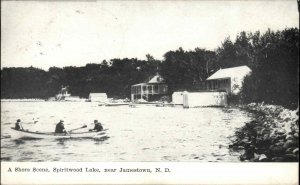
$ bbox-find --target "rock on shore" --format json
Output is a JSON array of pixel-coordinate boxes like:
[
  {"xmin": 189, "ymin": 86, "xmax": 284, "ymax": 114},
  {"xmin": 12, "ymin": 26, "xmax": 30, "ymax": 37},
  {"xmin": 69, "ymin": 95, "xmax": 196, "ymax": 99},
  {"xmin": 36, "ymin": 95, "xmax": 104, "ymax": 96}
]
[{"xmin": 229, "ymin": 103, "xmax": 299, "ymax": 162}]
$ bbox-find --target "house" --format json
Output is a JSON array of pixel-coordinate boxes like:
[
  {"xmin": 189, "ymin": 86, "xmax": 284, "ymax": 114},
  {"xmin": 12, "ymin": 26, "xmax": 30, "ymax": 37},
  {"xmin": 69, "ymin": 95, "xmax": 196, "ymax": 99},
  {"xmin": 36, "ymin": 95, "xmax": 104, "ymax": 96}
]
[
  {"xmin": 202, "ymin": 65, "xmax": 252, "ymax": 94},
  {"xmin": 131, "ymin": 74, "xmax": 168, "ymax": 102},
  {"xmin": 171, "ymin": 66, "xmax": 251, "ymax": 107},
  {"xmin": 88, "ymin": 93, "xmax": 108, "ymax": 102}
]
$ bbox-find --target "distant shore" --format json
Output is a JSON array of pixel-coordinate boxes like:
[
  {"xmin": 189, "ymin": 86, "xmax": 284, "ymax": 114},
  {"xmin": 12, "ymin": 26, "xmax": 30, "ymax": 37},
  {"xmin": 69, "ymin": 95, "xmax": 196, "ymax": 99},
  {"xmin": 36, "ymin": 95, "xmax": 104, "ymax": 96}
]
[
  {"xmin": 229, "ymin": 103, "xmax": 299, "ymax": 162},
  {"xmin": 1, "ymin": 99, "xmax": 46, "ymax": 102}
]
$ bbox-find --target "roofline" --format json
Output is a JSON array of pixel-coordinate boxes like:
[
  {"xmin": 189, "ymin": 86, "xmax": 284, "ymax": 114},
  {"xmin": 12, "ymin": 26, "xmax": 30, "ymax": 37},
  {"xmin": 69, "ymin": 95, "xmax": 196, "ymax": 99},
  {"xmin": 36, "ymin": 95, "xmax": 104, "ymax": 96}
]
[
  {"xmin": 219, "ymin": 65, "xmax": 250, "ymax": 70},
  {"xmin": 206, "ymin": 65, "xmax": 251, "ymax": 80},
  {"xmin": 132, "ymin": 82, "xmax": 167, "ymax": 86},
  {"xmin": 206, "ymin": 77, "xmax": 231, "ymax": 81}
]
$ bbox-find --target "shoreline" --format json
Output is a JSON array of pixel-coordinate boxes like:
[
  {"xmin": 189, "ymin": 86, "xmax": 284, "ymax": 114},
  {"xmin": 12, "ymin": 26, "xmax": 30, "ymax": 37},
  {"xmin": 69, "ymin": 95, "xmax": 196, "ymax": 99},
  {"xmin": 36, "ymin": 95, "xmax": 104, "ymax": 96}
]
[
  {"xmin": 1, "ymin": 99, "xmax": 46, "ymax": 102},
  {"xmin": 229, "ymin": 102, "xmax": 299, "ymax": 162}
]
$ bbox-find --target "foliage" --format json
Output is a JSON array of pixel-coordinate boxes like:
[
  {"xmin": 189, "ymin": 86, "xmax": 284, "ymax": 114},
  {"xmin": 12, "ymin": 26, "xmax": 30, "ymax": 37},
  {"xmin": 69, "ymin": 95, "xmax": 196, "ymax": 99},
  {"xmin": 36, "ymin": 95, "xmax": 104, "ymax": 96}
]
[
  {"xmin": 161, "ymin": 47, "xmax": 217, "ymax": 93},
  {"xmin": 1, "ymin": 58, "xmax": 160, "ymax": 99},
  {"xmin": 1, "ymin": 67, "xmax": 49, "ymax": 98},
  {"xmin": 239, "ymin": 28, "xmax": 299, "ymax": 109},
  {"xmin": 1, "ymin": 28, "xmax": 299, "ymax": 109}
]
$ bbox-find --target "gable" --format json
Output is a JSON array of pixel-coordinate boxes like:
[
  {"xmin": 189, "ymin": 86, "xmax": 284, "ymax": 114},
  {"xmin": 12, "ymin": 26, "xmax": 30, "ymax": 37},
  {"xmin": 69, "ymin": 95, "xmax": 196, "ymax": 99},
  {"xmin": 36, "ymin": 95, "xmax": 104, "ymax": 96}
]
[
  {"xmin": 148, "ymin": 74, "xmax": 165, "ymax": 83},
  {"xmin": 207, "ymin": 66, "xmax": 251, "ymax": 80}
]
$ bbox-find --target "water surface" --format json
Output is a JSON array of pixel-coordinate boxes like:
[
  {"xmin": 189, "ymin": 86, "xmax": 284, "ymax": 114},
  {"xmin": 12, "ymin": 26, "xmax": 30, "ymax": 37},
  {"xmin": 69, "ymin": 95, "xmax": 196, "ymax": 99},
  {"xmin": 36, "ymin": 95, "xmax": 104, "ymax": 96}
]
[{"xmin": 1, "ymin": 101, "xmax": 252, "ymax": 162}]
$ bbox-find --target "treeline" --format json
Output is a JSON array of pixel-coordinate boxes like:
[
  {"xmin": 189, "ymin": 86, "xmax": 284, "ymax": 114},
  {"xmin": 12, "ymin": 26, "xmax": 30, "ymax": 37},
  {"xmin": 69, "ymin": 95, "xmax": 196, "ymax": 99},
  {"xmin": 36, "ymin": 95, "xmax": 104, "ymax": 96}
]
[
  {"xmin": 1, "ymin": 58, "xmax": 160, "ymax": 99},
  {"xmin": 1, "ymin": 28, "xmax": 299, "ymax": 109}
]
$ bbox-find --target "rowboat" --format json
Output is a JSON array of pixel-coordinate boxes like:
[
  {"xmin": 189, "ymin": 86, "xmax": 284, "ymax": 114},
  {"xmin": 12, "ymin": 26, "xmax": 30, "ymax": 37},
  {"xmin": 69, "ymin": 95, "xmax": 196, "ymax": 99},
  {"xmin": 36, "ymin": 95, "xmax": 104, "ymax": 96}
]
[{"xmin": 10, "ymin": 127, "xmax": 108, "ymax": 139}]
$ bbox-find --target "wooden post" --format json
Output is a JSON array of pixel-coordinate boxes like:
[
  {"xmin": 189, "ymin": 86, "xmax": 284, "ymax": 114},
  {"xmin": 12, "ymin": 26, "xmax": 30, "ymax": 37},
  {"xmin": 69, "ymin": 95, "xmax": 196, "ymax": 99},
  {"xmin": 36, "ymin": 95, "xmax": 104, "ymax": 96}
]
[
  {"xmin": 183, "ymin": 91, "xmax": 189, "ymax": 108},
  {"xmin": 141, "ymin": 85, "xmax": 143, "ymax": 100},
  {"xmin": 146, "ymin": 85, "xmax": 148, "ymax": 95}
]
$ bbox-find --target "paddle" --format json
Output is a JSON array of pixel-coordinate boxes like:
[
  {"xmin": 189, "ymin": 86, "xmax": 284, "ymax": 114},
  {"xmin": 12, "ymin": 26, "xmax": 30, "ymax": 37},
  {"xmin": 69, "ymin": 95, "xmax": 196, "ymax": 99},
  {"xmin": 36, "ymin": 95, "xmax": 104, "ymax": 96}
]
[{"xmin": 68, "ymin": 125, "xmax": 87, "ymax": 133}]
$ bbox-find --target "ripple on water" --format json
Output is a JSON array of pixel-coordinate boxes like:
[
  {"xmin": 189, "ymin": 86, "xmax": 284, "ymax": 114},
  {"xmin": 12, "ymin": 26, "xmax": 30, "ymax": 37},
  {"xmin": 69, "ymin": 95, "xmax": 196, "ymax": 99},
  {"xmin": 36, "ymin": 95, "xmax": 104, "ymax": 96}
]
[
  {"xmin": 1, "ymin": 135, "xmax": 11, "ymax": 139},
  {"xmin": 94, "ymin": 136, "xmax": 110, "ymax": 141},
  {"xmin": 1, "ymin": 102, "xmax": 253, "ymax": 162},
  {"xmin": 20, "ymin": 157, "xmax": 34, "ymax": 161},
  {"xmin": 162, "ymin": 156, "xmax": 172, "ymax": 161},
  {"xmin": 1, "ymin": 157, "xmax": 12, "ymax": 161},
  {"xmin": 13, "ymin": 139, "xmax": 26, "ymax": 145},
  {"xmin": 25, "ymin": 112, "xmax": 35, "ymax": 115}
]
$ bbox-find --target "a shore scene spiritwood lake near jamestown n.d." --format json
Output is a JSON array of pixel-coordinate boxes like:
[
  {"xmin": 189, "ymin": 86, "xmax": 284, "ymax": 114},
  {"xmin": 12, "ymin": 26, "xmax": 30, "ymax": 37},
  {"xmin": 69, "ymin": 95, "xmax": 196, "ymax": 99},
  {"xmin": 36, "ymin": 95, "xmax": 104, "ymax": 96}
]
[{"xmin": 1, "ymin": 1, "xmax": 299, "ymax": 163}]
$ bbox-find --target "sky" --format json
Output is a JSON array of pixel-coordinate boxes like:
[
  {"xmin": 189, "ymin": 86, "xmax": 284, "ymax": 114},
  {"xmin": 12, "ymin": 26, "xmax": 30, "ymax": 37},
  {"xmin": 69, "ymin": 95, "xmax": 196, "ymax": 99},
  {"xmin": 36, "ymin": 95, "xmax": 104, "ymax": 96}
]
[{"xmin": 1, "ymin": 0, "xmax": 299, "ymax": 70}]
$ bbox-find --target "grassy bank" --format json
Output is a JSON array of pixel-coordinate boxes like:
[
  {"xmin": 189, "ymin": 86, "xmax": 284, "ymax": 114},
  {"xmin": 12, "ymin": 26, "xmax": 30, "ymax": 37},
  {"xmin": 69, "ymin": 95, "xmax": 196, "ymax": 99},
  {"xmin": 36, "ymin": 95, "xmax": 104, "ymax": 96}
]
[{"xmin": 229, "ymin": 103, "xmax": 299, "ymax": 162}]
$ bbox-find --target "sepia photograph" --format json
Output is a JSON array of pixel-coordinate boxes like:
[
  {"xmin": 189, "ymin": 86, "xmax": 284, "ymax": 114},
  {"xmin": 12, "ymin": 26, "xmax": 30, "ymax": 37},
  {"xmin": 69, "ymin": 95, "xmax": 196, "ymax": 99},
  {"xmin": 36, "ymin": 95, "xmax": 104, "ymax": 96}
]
[{"xmin": 1, "ymin": 0, "xmax": 299, "ymax": 184}]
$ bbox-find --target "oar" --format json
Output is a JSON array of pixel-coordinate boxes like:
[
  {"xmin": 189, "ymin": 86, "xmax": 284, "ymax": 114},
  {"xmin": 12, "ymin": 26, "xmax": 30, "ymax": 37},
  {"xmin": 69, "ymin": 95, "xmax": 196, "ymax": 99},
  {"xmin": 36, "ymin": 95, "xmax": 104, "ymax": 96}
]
[{"xmin": 68, "ymin": 125, "xmax": 87, "ymax": 133}]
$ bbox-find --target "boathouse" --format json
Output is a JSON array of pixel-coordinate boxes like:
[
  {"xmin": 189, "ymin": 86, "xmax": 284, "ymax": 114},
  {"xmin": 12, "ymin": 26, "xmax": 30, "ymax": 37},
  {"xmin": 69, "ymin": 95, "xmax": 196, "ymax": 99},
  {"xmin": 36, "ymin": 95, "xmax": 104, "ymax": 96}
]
[
  {"xmin": 172, "ymin": 66, "xmax": 251, "ymax": 107},
  {"xmin": 131, "ymin": 74, "xmax": 168, "ymax": 102},
  {"xmin": 172, "ymin": 91, "xmax": 227, "ymax": 107},
  {"xmin": 200, "ymin": 65, "xmax": 252, "ymax": 94},
  {"xmin": 88, "ymin": 93, "xmax": 108, "ymax": 102}
]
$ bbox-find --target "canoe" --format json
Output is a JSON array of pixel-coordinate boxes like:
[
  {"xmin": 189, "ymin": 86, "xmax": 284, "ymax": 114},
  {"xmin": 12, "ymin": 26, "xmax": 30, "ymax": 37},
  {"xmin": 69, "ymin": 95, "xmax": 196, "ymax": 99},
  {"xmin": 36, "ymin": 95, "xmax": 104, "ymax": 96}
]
[{"xmin": 10, "ymin": 127, "xmax": 108, "ymax": 139}]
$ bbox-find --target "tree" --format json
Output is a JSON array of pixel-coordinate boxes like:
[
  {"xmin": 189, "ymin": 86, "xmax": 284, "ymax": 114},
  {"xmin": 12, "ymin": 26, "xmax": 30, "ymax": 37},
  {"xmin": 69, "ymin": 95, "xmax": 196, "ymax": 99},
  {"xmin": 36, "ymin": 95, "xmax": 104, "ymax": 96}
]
[{"xmin": 161, "ymin": 47, "xmax": 216, "ymax": 93}]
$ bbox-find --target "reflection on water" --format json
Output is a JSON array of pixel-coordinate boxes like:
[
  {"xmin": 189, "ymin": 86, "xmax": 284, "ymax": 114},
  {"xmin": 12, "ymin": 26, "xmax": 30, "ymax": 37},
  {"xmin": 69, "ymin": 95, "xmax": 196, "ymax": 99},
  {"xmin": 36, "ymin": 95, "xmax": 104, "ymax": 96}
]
[
  {"xmin": 56, "ymin": 139, "xmax": 67, "ymax": 146},
  {"xmin": 1, "ymin": 102, "xmax": 253, "ymax": 162}
]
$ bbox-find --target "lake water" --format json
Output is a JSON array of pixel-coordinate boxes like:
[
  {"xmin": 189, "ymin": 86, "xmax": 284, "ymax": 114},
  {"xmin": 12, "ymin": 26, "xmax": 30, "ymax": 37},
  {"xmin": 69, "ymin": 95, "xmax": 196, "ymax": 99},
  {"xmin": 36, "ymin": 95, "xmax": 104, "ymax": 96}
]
[{"xmin": 1, "ymin": 101, "xmax": 253, "ymax": 162}]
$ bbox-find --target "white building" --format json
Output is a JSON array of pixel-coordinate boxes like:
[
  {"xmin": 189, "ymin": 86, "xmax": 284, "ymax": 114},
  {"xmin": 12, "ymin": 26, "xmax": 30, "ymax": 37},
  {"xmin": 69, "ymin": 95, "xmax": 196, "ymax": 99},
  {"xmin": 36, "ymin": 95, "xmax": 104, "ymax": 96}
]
[
  {"xmin": 88, "ymin": 93, "xmax": 108, "ymax": 102},
  {"xmin": 131, "ymin": 74, "xmax": 168, "ymax": 102},
  {"xmin": 172, "ymin": 92, "xmax": 184, "ymax": 105},
  {"xmin": 172, "ymin": 91, "xmax": 227, "ymax": 107},
  {"xmin": 205, "ymin": 65, "xmax": 252, "ymax": 94},
  {"xmin": 172, "ymin": 66, "xmax": 251, "ymax": 107}
]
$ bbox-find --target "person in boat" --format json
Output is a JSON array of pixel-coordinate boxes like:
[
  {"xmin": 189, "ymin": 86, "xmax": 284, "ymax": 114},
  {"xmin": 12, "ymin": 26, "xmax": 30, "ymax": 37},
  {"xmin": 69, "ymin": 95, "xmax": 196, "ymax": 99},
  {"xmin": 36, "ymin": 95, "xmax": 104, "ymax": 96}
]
[
  {"xmin": 15, "ymin": 119, "xmax": 23, "ymax": 130},
  {"xmin": 89, "ymin": 120, "xmax": 103, "ymax": 132},
  {"xmin": 55, "ymin": 120, "xmax": 67, "ymax": 133}
]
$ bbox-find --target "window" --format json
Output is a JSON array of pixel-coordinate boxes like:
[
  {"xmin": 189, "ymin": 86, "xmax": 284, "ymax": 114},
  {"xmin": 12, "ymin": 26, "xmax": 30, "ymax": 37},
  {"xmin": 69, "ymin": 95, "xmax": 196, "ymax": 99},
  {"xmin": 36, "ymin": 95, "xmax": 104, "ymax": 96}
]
[
  {"xmin": 137, "ymin": 87, "xmax": 141, "ymax": 94},
  {"xmin": 154, "ymin": 85, "xmax": 158, "ymax": 93}
]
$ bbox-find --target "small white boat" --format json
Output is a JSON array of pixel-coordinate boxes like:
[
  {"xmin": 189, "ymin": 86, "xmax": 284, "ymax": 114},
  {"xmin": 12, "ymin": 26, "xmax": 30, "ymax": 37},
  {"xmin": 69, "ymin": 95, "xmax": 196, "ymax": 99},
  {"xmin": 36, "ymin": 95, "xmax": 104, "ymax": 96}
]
[{"xmin": 10, "ymin": 128, "xmax": 108, "ymax": 139}]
